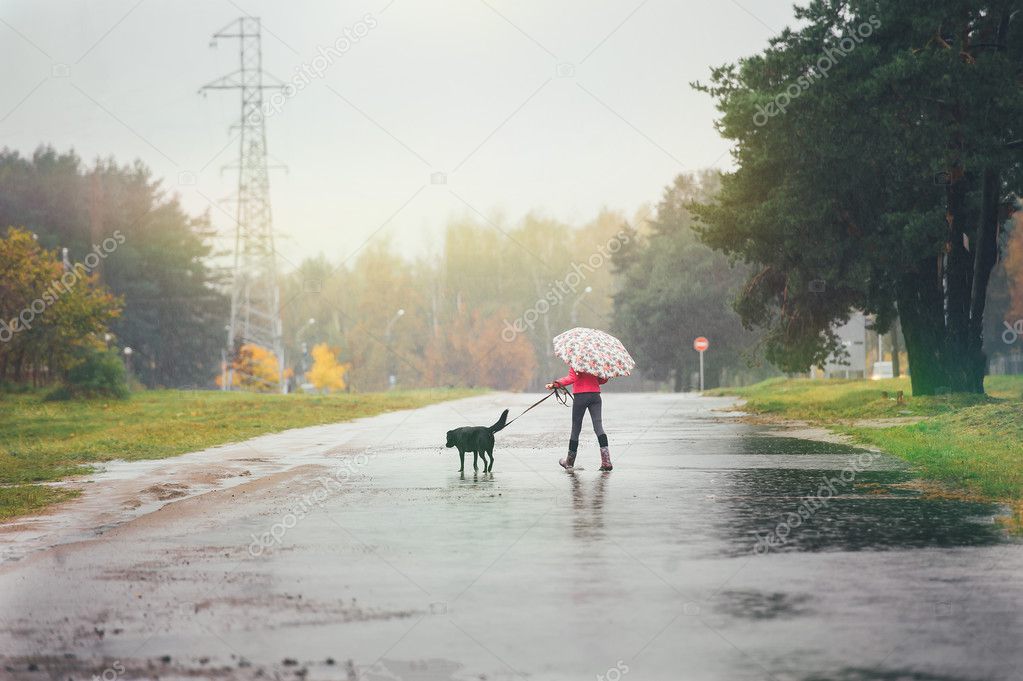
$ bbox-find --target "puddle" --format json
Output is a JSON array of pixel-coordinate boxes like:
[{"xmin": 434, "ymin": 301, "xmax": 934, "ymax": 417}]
[
  {"xmin": 713, "ymin": 589, "xmax": 814, "ymax": 620},
  {"xmin": 802, "ymin": 670, "xmax": 986, "ymax": 681},
  {"xmin": 714, "ymin": 470, "xmax": 1006, "ymax": 555}
]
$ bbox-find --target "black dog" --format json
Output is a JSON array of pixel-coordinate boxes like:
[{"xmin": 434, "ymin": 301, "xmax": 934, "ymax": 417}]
[{"xmin": 445, "ymin": 409, "xmax": 509, "ymax": 473}]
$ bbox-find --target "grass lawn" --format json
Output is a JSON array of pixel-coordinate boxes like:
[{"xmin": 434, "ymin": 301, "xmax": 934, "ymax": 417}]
[
  {"xmin": 0, "ymin": 388, "xmax": 480, "ymax": 520},
  {"xmin": 709, "ymin": 376, "xmax": 1023, "ymax": 502}
]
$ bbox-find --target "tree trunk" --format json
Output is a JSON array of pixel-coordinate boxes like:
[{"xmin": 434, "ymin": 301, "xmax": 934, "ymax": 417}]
[
  {"xmin": 899, "ymin": 243, "xmax": 989, "ymax": 395},
  {"xmin": 898, "ymin": 265, "xmax": 951, "ymax": 395},
  {"xmin": 891, "ymin": 317, "xmax": 901, "ymax": 379},
  {"xmin": 12, "ymin": 349, "xmax": 24, "ymax": 384},
  {"xmin": 943, "ymin": 161, "xmax": 983, "ymax": 392},
  {"xmin": 966, "ymin": 165, "xmax": 1001, "ymax": 391},
  {"xmin": 925, "ymin": 4, "xmax": 1011, "ymax": 395}
]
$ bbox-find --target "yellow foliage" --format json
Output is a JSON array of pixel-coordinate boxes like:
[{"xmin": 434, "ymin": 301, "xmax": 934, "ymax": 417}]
[
  {"xmin": 307, "ymin": 343, "xmax": 351, "ymax": 393},
  {"xmin": 0, "ymin": 227, "xmax": 122, "ymax": 381},
  {"xmin": 216, "ymin": 343, "xmax": 289, "ymax": 392}
]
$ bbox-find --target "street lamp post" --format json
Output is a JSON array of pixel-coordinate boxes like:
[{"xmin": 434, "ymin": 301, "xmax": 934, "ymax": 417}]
[
  {"xmin": 298, "ymin": 318, "xmax": 316, "ymax": 389},
  {"xmin": 123, "ymin": 346, "xmax": 133, "ymax": 378},
  {"xmin": 384, "ymin": 308, "xmax": 405, "ymax": 389},
  {"xmin": 571, "ymin": 286, "xmax": 593, "ymax": 326},
  {"xmin": 222, "ymin": 324, "xmax": 231, "ymax": 391}
]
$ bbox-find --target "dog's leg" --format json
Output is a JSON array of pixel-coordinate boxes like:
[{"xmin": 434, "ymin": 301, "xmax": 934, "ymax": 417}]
[
  {"xmin": 473, "ymin": 451, "xmax": 479, "ymax": 472},
  {"xmin": 487, "ymin": 451, "xmax": 494, "ymax": 472},
  {"xmin": 458, "ymin": 449, "xmax": 465, "ymax": 473}
]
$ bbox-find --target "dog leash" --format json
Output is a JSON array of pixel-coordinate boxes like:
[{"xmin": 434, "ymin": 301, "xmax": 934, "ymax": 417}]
[{"xmin": 504, "ymin": 385, "xmax": 572, "ymax": 428}]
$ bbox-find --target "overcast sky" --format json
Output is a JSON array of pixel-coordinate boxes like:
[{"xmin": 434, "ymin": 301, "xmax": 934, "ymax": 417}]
[{"xmin": 0, "ymin": 0, "xmax": 796, "ymax": 270}]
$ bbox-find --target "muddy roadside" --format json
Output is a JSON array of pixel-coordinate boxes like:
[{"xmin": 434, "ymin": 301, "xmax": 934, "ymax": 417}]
[{"xmin": 0, "ymin": 393, "xmax": 509, "ymax": 565}]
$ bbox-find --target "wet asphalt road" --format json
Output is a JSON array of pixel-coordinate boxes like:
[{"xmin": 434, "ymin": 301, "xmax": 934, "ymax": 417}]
[{"xmin": 1, "ymin": 392, "xmax": 1021, "ymax": 681}]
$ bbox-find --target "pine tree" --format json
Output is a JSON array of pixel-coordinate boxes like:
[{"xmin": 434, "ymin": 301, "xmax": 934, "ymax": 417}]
[{"xmin": 693, "ymin": 0, "xmax": 1023, "ymax": 394}]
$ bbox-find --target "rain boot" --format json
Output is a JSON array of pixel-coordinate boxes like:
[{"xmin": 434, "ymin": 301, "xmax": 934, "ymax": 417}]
[
  {"xmin": 560, "ymin": 439, "xmax": 578, "ymax": 469},
  {"xmin": 598, "ymin": 434, "xmax": 612, "ymax": 471}
]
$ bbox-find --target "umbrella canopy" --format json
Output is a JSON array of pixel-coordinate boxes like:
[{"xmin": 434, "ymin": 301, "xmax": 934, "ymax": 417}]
[{"xmin": 552, "ymin": 327, "xmax": 635, "ymax": 380}]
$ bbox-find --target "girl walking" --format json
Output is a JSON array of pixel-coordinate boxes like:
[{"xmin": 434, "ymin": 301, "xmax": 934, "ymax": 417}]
[
  {"xmin": 548, "ymin": 327, "xmax": 635, "ymax": 472},
  {"xmin": 547, "ymin": 367, "xmax": 612, "ymax": 470}
]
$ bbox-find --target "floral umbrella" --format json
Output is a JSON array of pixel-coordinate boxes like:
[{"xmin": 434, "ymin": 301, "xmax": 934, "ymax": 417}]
[{"xmin": 552, "ymin": 327, "xmax": 636, "ymax": 380}]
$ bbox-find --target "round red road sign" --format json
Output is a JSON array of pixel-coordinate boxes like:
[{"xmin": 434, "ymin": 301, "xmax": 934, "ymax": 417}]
[{"xmin": 693, "ymin": 336, "xmax": 709, "ymax": 352}]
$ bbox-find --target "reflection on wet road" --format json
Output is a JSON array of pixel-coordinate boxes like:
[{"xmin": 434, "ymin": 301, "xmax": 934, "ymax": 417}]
[{"xmin": 0, "ymin": 392, "xmax": 1020, "ymax": 680}]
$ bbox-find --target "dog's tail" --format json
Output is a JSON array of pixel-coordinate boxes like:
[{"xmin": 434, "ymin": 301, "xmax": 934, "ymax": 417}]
[{"xmin": 489, "ymin": 409, "xmax": 509, "ymax": 433}]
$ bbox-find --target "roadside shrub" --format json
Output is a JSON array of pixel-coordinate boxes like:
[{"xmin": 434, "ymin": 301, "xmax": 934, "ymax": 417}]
[{"xmin": 46, "ymin": 349, "xmax": 129, "ymax": 401}]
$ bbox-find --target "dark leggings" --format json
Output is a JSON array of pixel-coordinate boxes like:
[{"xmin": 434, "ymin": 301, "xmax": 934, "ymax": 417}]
[{"xmin": 569, "ymin": 392, "xmax": 608, "ymax": 452}]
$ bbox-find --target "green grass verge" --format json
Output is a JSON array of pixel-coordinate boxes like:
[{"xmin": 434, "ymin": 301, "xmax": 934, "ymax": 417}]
[
  {"xmin": 0, "ymin": 388, "xmax": 481, "ymax": 520},
  {"xmin": 710, "ymin": 376, "xmax": 1023, "ymax": 501},
  {"xmin": 0, "ymin": 486, "xmax": 80, "ymax": 522}
]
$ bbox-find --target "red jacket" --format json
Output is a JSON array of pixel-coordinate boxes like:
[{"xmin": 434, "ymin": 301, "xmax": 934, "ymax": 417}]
[{"xmin": 553, "ymin": 367, "xmax": 606, "ymax": 394}]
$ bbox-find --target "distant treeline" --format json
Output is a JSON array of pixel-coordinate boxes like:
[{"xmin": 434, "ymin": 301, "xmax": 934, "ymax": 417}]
[
  {"xmin": 1, "ymin": 146, "xmax": 767, "ymax": 391},
  {"xmin": 279, "ymin": 171, "xmax": 771, "ymax": 392},
  {"xmin": 0, "ymin": 147, "xmax": 226, "ymax": 388}
]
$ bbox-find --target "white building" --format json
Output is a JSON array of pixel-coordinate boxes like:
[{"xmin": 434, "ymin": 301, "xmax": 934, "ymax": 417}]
[{"xmin": 821, "ymin": 311, "xmax": 867, "ymax": 378}]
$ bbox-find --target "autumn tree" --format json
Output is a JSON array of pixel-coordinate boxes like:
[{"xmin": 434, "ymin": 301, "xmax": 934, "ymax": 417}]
[
  {"xmin": 0, "ymin": 227, "xmax": 121, "ymax": 385},
  {"xmin": 217, "ymin": 343, "xmax": 288, "ymax": 392},
  {"xmin": 307, "ymin": 343, "xmax": 351, "ymax": 393}
]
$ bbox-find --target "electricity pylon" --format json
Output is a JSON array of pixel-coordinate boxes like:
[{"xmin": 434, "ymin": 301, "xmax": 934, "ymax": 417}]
[{"xmin": 201, "ymin": 17, "xmax": 287, "ymax": 393}]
